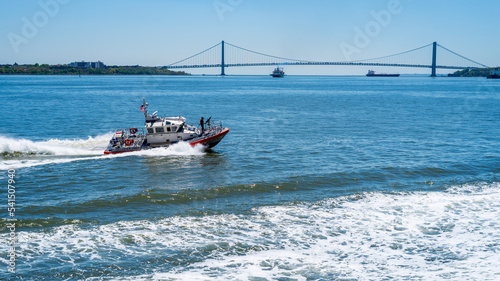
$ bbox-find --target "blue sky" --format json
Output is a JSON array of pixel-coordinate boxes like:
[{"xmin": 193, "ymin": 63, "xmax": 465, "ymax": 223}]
[{"xmin": 1, "ymin": 0, "xmax": 499, "ymax": 75}]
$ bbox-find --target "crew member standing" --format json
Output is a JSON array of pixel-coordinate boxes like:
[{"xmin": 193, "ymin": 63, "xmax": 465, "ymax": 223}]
[{"xmin": 200, "ymin": 117, "xmax": 204, "ymax": 135}]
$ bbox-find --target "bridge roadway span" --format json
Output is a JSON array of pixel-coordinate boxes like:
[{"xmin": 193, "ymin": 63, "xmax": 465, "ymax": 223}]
[{"xmin": 165, "ymin": 62, "xmax": 471, "ymax": 70}]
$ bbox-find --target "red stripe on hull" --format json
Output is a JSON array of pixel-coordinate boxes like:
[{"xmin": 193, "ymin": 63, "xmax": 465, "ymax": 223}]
[
  {"xmin": 190, "ymin": 129, "xmax": 230, "ymax": 146},
  {"xmin": 103, "ymin": 150, "xmax": 141, "ymax": 155}
]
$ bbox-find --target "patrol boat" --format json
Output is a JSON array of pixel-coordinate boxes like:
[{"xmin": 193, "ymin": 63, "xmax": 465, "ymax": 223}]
[{"xmin": 104, "ymin": 98, "xmax": 229, "ymax": 154}]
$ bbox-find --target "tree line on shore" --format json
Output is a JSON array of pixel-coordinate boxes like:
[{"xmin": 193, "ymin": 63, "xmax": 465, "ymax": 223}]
[
  {"xmin": 0, "ymin": 64, "xmax": 189, "ymax": 75},
  {"xmin": 448, "ymin": 68, "xmax": 498, "ymax": 77}
]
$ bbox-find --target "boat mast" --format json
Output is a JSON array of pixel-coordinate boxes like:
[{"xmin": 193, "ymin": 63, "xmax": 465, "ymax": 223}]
[{"xmin": 142, "ymin": 97, "xmax": 148, "ymax": 118}]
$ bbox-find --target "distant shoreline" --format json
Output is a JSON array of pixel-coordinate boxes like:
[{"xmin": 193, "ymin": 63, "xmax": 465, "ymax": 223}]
[
  {"xmin": 448, "ymin": 68, "xmax": 497, "ymax": 77},
  {"xmin": 0, "ymin": 64, "xmax": 189, "ymax": 75},
  {"xmin": 1, "ymin": 64, "xmax": 496, "ymax": 77}
]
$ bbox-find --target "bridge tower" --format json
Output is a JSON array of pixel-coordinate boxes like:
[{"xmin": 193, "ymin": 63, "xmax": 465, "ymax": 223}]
[
  {"xmin": 431, "ymin": 42, "xmax": 437, "ymax": 77},
  {"xmin": 221, "ymin": 40, "xmax": 225, "ymax": 76}
]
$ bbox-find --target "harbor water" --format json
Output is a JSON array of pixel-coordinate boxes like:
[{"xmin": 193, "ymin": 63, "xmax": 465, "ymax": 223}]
[{"xmin": 1, "ymin": 75, "xmax": 500, "ymax": 280}]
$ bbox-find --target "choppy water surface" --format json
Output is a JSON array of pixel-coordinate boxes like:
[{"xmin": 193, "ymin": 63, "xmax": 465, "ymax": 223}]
[{"xmin": 1, "ymin": 75, "xmax": 500, "ymax": 280}]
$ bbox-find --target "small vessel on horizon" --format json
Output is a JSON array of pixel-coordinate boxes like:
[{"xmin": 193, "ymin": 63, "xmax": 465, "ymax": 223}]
[
  {"xmin": 487, "ymin": 69, "xmax": 500, "ymax": 79},
  {"xmin": 366, "ymin": 70, "xmax": 400, "ymax": 77},
  {"xmin": 104, "ymin": 98, "xmax": 229, "ymax": 154},
  {"xmin": 270, "ymin": 66, "xmax": 285, "ymax": 78}
]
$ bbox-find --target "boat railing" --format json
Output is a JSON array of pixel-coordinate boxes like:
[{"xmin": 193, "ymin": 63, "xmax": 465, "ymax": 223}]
[
  {"xmin": 113, "ymin": 127, "xmax": 145, "ymax": 137},
  {"xmin": 194, "ymin": 120, "xmax": 224, "ymax": 130},
  {"xmin": 110, "ymin": 128, "xmax": 146, "ymax": 147},
  {"xmin": 192, "ymin": 120, "xmax": 224, "ymax": 136},
  {"xmin": 207, "ymin": 120, "xmax": 223, "ymax": 129}
]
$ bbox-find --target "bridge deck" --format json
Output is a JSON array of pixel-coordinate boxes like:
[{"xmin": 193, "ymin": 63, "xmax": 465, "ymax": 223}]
[{"xmin": 165, "ymin": 62, "xmax": 473, "ymax": 70}]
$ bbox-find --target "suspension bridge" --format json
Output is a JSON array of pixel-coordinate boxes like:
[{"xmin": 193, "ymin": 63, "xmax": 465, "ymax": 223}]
[{"xmin": 165, "ymin": 41, "xmax": 488, "ymax": 76}]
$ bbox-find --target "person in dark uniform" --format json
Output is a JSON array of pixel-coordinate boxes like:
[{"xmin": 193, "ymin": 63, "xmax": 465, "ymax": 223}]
[{"xmin": 200, "ymin": 117, "xmax": 204, "ymax": 135}]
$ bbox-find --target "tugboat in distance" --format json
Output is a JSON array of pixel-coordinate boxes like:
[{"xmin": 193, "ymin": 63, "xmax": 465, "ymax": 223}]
[
  {"xmin": 270, "ymin": 66, "xmax": 285, "ymax": 78},
  {"xmin": 487, "ymin": 68, "xmax": 500, "ymax": 79},
  {"xmin": 366, "ymin": 70, "xmax": 400, "ymax": 77}
]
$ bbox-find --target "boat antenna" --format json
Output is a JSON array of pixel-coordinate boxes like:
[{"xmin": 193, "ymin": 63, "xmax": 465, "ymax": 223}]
[{"xmin": 142, "ymin": 97, "xmax": 148, "ymax": 118}]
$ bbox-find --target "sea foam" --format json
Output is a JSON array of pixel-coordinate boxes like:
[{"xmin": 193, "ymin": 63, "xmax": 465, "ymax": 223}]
[
  {"xmin": 2, "ymin": 183, "xmax": 499, "ymax": 280},
  {"xmin": 0, "ymin": 134, "xmax": 109, "ymax": 156},
  {"xmin": 0, "ymin": 134, "xmax": 205, "ymax": 170}
]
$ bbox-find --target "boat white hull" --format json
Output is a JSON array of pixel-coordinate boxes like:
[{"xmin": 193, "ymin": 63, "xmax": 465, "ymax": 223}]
[{"xmin": 104, "ymin": 128, "xmax": 229, "ymax": 155}]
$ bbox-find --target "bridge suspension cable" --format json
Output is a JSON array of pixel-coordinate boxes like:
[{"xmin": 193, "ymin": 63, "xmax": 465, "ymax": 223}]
[
  {"xmin": 224, "ymin": 42, "xmax": 309, "ymax": 64},
  {"xmin": 350, "ymin": 43, "xmax": 433, "ymax": 63},
  {"xmin": 437, "ymin": 44, "xmax": 488, "ymax": 68},
  {"xmin": 167, "ymin": 41, "xmax": 222, "ymax": 66}
]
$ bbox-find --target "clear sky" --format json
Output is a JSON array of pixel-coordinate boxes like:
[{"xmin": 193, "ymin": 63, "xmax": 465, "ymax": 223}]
[{"xmin": 1, "ymin": 0, "xmax": 499, "ymax": 75}]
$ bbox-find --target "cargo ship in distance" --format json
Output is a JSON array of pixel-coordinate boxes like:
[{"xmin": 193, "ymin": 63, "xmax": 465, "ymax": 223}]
[
  {"xmin": 487, "ymin": 69, "xmax": 500, "ymax": 79},
  {"xmin": 366, "ymin": 70, "xmax": 400, "ymax": 77}
]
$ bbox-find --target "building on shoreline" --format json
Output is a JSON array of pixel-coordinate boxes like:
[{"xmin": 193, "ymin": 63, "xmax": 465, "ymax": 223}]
[{"xmin": 69, "ymin": 61, "xmax": 105, "ymax": 69}]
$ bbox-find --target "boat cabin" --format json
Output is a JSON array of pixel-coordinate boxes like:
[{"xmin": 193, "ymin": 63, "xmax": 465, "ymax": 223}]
[
  {"xmin": 145, "ymin": 119, "xmax": 184, "ymax": 134},
  {"xmin": 144, "ymin": 115, "xmax": 199, "ymax": 145}
]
